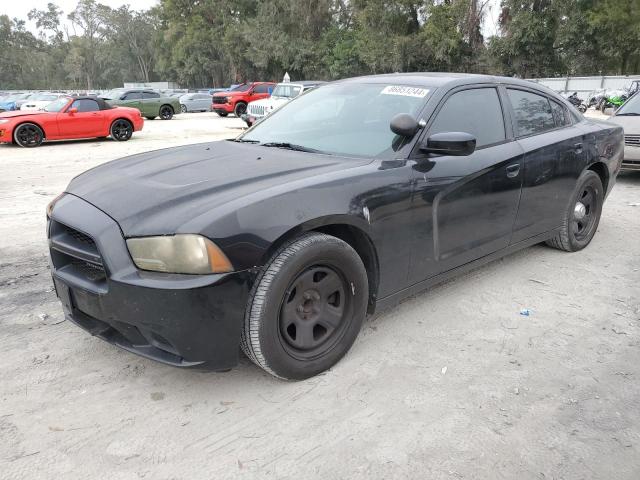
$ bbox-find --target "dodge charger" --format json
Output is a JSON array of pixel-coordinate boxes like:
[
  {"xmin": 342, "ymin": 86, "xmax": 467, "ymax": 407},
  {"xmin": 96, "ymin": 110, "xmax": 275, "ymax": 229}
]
[{"xmin": 47, "ymin": 74, "xmax": 623, "ymax": 380}]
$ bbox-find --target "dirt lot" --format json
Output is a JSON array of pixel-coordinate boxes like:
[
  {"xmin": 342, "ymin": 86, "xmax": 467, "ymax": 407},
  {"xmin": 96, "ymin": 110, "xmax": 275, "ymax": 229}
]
[{"xmin": 1, "ymin": 111, "xmax": 639, "ymax": 480}]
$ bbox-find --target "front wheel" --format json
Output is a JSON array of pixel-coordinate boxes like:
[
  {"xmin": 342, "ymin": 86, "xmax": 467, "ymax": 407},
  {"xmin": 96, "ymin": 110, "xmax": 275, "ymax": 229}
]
[
  {"xmin": 110, "ymin": 119, "xmax": 133, "ymax": 142},
  {"xmin": 159, "ymin": 105, "xmax": 174, "ymax": 120},
  {"xmin": 234, "ymin": 102, "xmax": 247, "ymax": 117},
  {"xmin": 216, "ymin": 111, "xmax": 228, "ymax": 117},
  {"xmin": 241, "ymin": 233, "xmax": 368, "ymax": 380},
  {"xmin": 14, "ymin": 123, "xmax": 44, "ymax": 147},
  {"xmin": 546, "ymin": 170, "xmax": 603, "ymax": 252}
]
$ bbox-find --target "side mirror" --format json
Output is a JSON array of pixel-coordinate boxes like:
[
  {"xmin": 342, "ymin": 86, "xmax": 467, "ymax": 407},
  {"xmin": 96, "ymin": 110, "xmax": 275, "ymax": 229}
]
[
  {"xmin": 420, "ymin": 132, "xmax": 476, "ymax": 156},
  {"xmin": 390, "ymin": 113, "xmax": 421, "ymax": 137},
  {"xmin": 68, "ymin": 108, "xmax": 78, "ymax": 115}
]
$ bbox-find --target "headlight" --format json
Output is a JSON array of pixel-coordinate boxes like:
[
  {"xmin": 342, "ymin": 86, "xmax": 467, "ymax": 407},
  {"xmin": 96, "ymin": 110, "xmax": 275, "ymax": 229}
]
[
  {"xmin": 0, "ymin": 119, "xmax": 9, "ymax": 124},
  {"xmin": 46, "ymin": 193, "xmax": 66, "ymax": 218},
  {"xmin": 126, "ymin": 234, "xmax": 233, "ymax": 274}
]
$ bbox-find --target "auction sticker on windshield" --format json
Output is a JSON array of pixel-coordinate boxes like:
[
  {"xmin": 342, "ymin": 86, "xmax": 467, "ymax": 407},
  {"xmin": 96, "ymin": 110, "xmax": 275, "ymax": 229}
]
[{"xmin": 381, "ymin": 86, "xmax": 429, "ymax": 98}]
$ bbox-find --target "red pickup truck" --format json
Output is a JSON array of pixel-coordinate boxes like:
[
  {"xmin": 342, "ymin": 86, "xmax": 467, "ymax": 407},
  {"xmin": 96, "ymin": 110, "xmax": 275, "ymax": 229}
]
[{"xmin": 212, "ymin": 82, "xmax": 276, "ymax": 117}]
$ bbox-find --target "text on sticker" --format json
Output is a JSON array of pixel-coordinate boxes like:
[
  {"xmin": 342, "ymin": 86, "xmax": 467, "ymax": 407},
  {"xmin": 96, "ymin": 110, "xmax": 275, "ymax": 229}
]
[{"xmin": 381, "ymin": 86, "xmax": 429, "ymax": 98}]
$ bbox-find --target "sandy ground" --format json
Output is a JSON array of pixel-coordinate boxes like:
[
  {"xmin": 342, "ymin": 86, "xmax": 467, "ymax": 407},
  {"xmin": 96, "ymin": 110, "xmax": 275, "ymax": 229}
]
[{"xmin": 1, "ymin": 111, "xmax": 639, "ymax": 480}]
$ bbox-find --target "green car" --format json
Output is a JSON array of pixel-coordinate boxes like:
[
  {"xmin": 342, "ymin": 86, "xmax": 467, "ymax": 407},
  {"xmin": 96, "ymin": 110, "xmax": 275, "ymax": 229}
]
[{"xmin": 101, "ymin": 89, "xmax": 181, "ymax": 120}]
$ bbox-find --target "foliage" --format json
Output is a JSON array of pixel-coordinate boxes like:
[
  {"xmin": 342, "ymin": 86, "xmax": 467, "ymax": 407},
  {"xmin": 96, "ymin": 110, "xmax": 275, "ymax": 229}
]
[{"xmin": 0, "ymin": 0, "xmax": 639, "ymax": 90}]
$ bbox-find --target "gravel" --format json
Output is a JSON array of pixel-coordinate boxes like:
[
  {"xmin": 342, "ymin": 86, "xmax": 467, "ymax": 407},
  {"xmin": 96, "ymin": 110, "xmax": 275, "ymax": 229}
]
[{"xmin": 1, "ymin": 111, "xmax": 639, "ymax": 479}]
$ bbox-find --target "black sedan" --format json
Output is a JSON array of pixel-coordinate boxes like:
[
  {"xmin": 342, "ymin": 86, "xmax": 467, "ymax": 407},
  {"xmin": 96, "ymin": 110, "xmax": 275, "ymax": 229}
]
[{"xmin": 47, "ymin": 73, "xmax": 624, "ymax": 380}]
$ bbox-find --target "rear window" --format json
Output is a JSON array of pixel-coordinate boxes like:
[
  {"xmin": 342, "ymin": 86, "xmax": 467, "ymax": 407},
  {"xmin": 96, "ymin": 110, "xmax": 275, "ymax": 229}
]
[
  {"xmin": 550, "ymin": 100, "xmax": 571, "ymax": 127},
  {"xmin": 507, "ymin": 89, "xmax": 556, "ymax": 137}
]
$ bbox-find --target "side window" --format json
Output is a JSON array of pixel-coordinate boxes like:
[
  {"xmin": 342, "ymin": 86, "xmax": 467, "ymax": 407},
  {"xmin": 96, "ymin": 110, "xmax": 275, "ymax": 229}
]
[
  {"xmin": 143, "ymin": 91, "xmax": 160, "ymax": 99},
  {"xmin": 123, "ymin": 91, "xmax": 143, "ymax": 100},
  {"xmin": 71, "ymin": 99, "xmax": 99, "ymax": 112},
  {"xmin": 429, "ymin": 87, "xmax": 506, "ymax": 148},
  {"xmin": 507, "ymin": 89, "xmax": 556, "ymax": 137},
  {"xmin": 550, "ymin": 100, "xmax": 571, "ymax": 127},
  {"xmin": 254, "ymin": 85, "xmax": 269, "ymax": 94}
]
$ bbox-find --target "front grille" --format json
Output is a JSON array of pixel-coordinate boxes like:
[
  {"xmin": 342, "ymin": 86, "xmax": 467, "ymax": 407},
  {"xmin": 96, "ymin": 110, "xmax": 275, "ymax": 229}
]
[
  {"xmin": 212, "ymin": 97, "xmax": 227, "ymax": 105},
  {"xmin": 625, "ymin": 134, "xmax": 640, "ymax": 147},
  {"xmin": 48, "ymin": 221, "xmax": 107, "ymax": 291},
  {"xmin": 248, "ymin": 104, "xmax": 266, "ymax": 116}
]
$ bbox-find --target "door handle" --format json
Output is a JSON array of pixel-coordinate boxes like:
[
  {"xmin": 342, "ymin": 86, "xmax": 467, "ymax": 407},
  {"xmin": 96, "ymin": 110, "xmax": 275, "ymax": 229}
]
[
  {"xmin": 506, "ymin": 163, "xmax": 520, "ymax": 178},
  {"xmin": 574, "ymin": 143, "xmax": 583, "ymax": 154}
]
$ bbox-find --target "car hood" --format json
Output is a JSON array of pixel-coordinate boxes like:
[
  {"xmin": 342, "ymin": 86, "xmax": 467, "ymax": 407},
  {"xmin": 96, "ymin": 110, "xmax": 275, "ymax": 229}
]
[
  {"xmin": 0, "ymin": 110, "xmax": 50, "ymax": 119},
  {"xmin": 608, "ymin": 115, "xmax": 640, "ymax": 133},
  {"xmin": 251, "ymin": 97, "xmax": 289, "ymax": 108},
  {"xmin": 67, "ymin": 140, "xmax": 371, "ymax": 236}
]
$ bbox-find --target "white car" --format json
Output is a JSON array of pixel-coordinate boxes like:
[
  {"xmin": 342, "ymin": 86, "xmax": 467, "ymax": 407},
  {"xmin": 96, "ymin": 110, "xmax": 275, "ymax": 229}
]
[
  {"xmin": 20, "ymin": 93, "xmax": 67, "ymax": 111},
  {"xmin": 243, "ymin": 81, "xmax": 325, "ymax": 126},
  {"xmin": 608, "ymin": 93, "xmax": 640, "ymax": 171}
]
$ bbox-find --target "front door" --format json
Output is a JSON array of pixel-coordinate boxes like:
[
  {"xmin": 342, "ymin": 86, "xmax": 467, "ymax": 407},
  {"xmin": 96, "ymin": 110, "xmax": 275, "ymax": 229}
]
[
  {"xmin": 120, "ymin": 91, "xmax": 143, "ymax": 113},
  {"xmin": 250, "ymin": 84, "xmax": 273, "ymax": 103},
  {"xmin": 409, "ymin": 86, "xmax": 524, "ymax": 284},
  {"xmin": 56, "ymin": 98, "xmax": 106, "ymax": 137}
]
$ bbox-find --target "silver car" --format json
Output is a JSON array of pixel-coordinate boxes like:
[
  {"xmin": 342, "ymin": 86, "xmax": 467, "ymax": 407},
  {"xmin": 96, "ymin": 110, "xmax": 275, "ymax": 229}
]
[
  {"xmin": 179, "ymin": 93, "xmax": 213, "ymax": 113},
  {"xmin": 608, "ymin": 94, "xmax": 640, "ymax": 171}
]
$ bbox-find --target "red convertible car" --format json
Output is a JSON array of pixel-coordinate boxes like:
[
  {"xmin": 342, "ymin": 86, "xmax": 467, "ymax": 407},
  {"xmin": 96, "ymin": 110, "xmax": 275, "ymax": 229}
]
[{"xmin": 0, "ymin": 96, "xmax": 144, "ymax": 147}]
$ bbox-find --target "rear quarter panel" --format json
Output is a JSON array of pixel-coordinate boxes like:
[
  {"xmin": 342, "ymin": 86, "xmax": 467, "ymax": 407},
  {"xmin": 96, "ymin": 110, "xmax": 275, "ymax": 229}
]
[{"xmin": 577, "ymin": 118, "xmax": 624, "ymax": 195}]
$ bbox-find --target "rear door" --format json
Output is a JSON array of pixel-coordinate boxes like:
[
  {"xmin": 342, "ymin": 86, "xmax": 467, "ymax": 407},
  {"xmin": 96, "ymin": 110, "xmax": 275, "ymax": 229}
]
[
  {"xmin": 506, "ymin": 88, "xmax": 586, "ymax": 243},
  {"xmin": 56, "ymin": 98, "xmax": 106, "ymax": 137},
  {"xmin": 409, "ymin": 85, "xmax": 524, "ymax": 283},
  {"xmin": 142, "ymin": 91, "xmax": 161, "ymax": 117}
]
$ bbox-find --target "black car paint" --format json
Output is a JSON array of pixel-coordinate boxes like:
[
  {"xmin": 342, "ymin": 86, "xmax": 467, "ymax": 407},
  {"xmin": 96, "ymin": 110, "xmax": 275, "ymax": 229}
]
[{"xmin": 50, "ymin": 74, "xmax": 624, "ymax": 369}]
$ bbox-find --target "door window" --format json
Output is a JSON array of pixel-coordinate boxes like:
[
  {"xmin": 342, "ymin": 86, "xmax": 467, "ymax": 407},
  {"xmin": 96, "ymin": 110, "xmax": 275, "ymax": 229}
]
[
  {"xmin": 143, "ymin": 91, "xmax": 160, "ymax": 99},
  {"xmin": 123, "ymin": 92, "xmax": 143, "ymax": 100},
  {"xmin": 71, "ymin": 99, "xmax": 100, "ymax": 112},
  {"xmin": 507, "ymin": 89, "xmax": 556, "ymax": 137},
  {"xmin": 430, "ymin": 87, "xmax": 506, "ymax": 148},
  {"xmin": 254, "ymin": 85, "xmax": 271, "ymax": 94},
  {"xmin": 550, "ymin": 100, "xmax": 571, "ymax": 127}
]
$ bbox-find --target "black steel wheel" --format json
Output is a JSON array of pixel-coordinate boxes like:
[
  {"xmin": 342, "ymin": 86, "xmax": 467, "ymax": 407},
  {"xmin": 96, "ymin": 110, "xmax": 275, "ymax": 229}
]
[
  {"xmin": 546, "ymin": 170, "xmax": 603, "ymax": 252},
  {"xmin": 14, "ymin": 123, "xmax": 44, "ymax": 148},
  {"xmin": 159, "ymin": 105, "xmax": 174, "ymax": 120},
  {"xmin": 110, "ymin": 119, "xmax": 133, "ymax": 142},
  {"xmin": 234, "ymin": 102, "xmax": 247, "ymax": 117},
  {"xmin": 180, "ymin": 104, "xmax": 187, "ymax": 113},
  {"xmin": 241, "ymin": 233, "xmax": 368, "ymax": 380}
]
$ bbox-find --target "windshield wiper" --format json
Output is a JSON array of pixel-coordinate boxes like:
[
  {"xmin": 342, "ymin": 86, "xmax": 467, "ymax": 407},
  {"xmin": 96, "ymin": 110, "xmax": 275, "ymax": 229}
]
[
  {"xmin": 233, "ymin": 138, "xmax": 260, "ymax": 143},
  {"xmin": 260, "ymin": 142, "xmax": 321, "ymax": 153}
]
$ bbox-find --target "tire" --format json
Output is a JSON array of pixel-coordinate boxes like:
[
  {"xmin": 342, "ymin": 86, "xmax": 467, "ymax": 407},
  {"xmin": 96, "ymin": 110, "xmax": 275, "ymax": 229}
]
[
  {"xmin": 110, "ymin": 119, "xmax": 133, "ymax": 142},
  {"xmin": 145, "ymin": 116, "xmax": 155, "ymax": 120},
  {"xmin": 216, "ymin": 112, "xmax": 228, "ymax": 117},
  {"xmin": 180, "ymin": 104, "xmax": 187, "ymax": 113},
  {"xmin": 546, "ymin": 170, "xmax": 603, "ymax": 252},
  {"xmin": 159, "ymin": 105, "xmax": 174, "ymax": 120},
  {"xmin": 234, "ymin": 102, "xmax": 247, "ymax": 117},
  {"xmin": 241, "ymin": 233, "xmax": 368, "ymax": 380},
  {"xmin": 14, "ymin": 123, "xmax": 44, "ymax": 147}
]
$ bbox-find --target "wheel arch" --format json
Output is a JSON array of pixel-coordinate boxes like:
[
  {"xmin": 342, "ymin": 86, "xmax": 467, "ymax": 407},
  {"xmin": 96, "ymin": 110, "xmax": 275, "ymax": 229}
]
[
  {"xmin": 13, "ymin": 120, "xmax": 47, "ymax": 142},
  {"xmin": 587, "ymin": 161, "xmax": 609, "ymax": 193},
  {"xmin": 260, "ymin": 217, "xmax": 380, "ymax": 314}
]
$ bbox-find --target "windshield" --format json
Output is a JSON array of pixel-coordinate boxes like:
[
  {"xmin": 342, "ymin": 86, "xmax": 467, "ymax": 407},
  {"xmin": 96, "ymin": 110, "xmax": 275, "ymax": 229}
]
[
  {"xmin": 239, "ymin": 83, "xmax": 430, "ymax": 157},
  {"xmin": 44, "ymin": 98, "xmax": 70, "ymax": 112},
  {"xmin": 230, "ymin": 84, "xmax": 251, "ymax": 92},
  {"xmin": 272, "ymin": 84, "xmax": 302, "ymax": 98},
  {"xmin": 32, "ymin": 93, "xmax": 58, "ymax": 101},
  {"xmin": 101, "ymin": 89, "xmax": 125, "ymax": 100},
  {"xmin": 616, "ymin": 93, "xmax": 640, "ymax": 115}
]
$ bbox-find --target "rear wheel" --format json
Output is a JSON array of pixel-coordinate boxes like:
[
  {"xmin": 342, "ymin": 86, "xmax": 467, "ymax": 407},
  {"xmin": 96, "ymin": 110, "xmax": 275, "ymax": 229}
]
[
  {"xmin": 546, "ymin": 170, "xmax": 603, "ymax": 252},
  {"xmin": 14, "ymin": 123, "xmax": 44, "ymax": 147},
  {"xmin": 234, "ymin": 102, "xmax": 247, "ymax": 117},
  {"xmin": 241, "ymin": 233, "xmax": 368, "ymax": 380},
  {"xmin": 159, "ymin": 105, "xmax": 174, "ymax": 120},
  {"xmin": 180, "ymin": 104, "xmax": 187, "ymax": 113},
  {"xmin": 110, "ymin": 119, "xmax": 133, "ymax": 142}
]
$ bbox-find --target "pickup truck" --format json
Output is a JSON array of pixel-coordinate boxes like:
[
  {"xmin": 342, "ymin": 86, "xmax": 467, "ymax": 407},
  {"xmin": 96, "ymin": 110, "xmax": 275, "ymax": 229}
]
[
  {"xmin": 211, "ymin": 82, "xmax": 276, "ymax": 117},
  {"xmin": 101, "ymin": 89, "xmax": 181, "ymax": 120}
]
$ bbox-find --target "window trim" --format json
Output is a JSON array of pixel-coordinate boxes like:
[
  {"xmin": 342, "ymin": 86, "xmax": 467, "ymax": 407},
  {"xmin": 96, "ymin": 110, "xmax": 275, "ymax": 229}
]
[{"xmin": 504, "ymin": 86, "xmax": 574, "ymax": 140}]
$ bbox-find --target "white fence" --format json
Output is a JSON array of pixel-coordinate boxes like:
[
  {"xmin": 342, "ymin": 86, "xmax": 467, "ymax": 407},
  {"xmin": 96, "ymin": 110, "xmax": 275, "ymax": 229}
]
[{"xmin": 527, "ymin": 75, "xmax": 639, "ymax": 96}]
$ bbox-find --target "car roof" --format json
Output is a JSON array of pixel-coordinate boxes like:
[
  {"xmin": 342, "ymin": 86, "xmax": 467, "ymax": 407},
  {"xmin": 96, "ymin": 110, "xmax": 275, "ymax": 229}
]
[{"xmin": 71, "ymin": 96, "xmax": 115, "ymax": 110}]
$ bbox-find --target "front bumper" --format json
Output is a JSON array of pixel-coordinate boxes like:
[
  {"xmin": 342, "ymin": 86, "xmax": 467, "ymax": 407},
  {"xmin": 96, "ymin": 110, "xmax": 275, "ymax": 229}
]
[
  {"xmin": 212, "ymin": 101, "xmax": 233, "ymax": 114},
  {"xmin": 48, "ymin": 194, "xmax": 253, "ymax": 369},
  {"xmin": 622, "ymin": 145, "xmax": 640, "ymax": 171}
]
